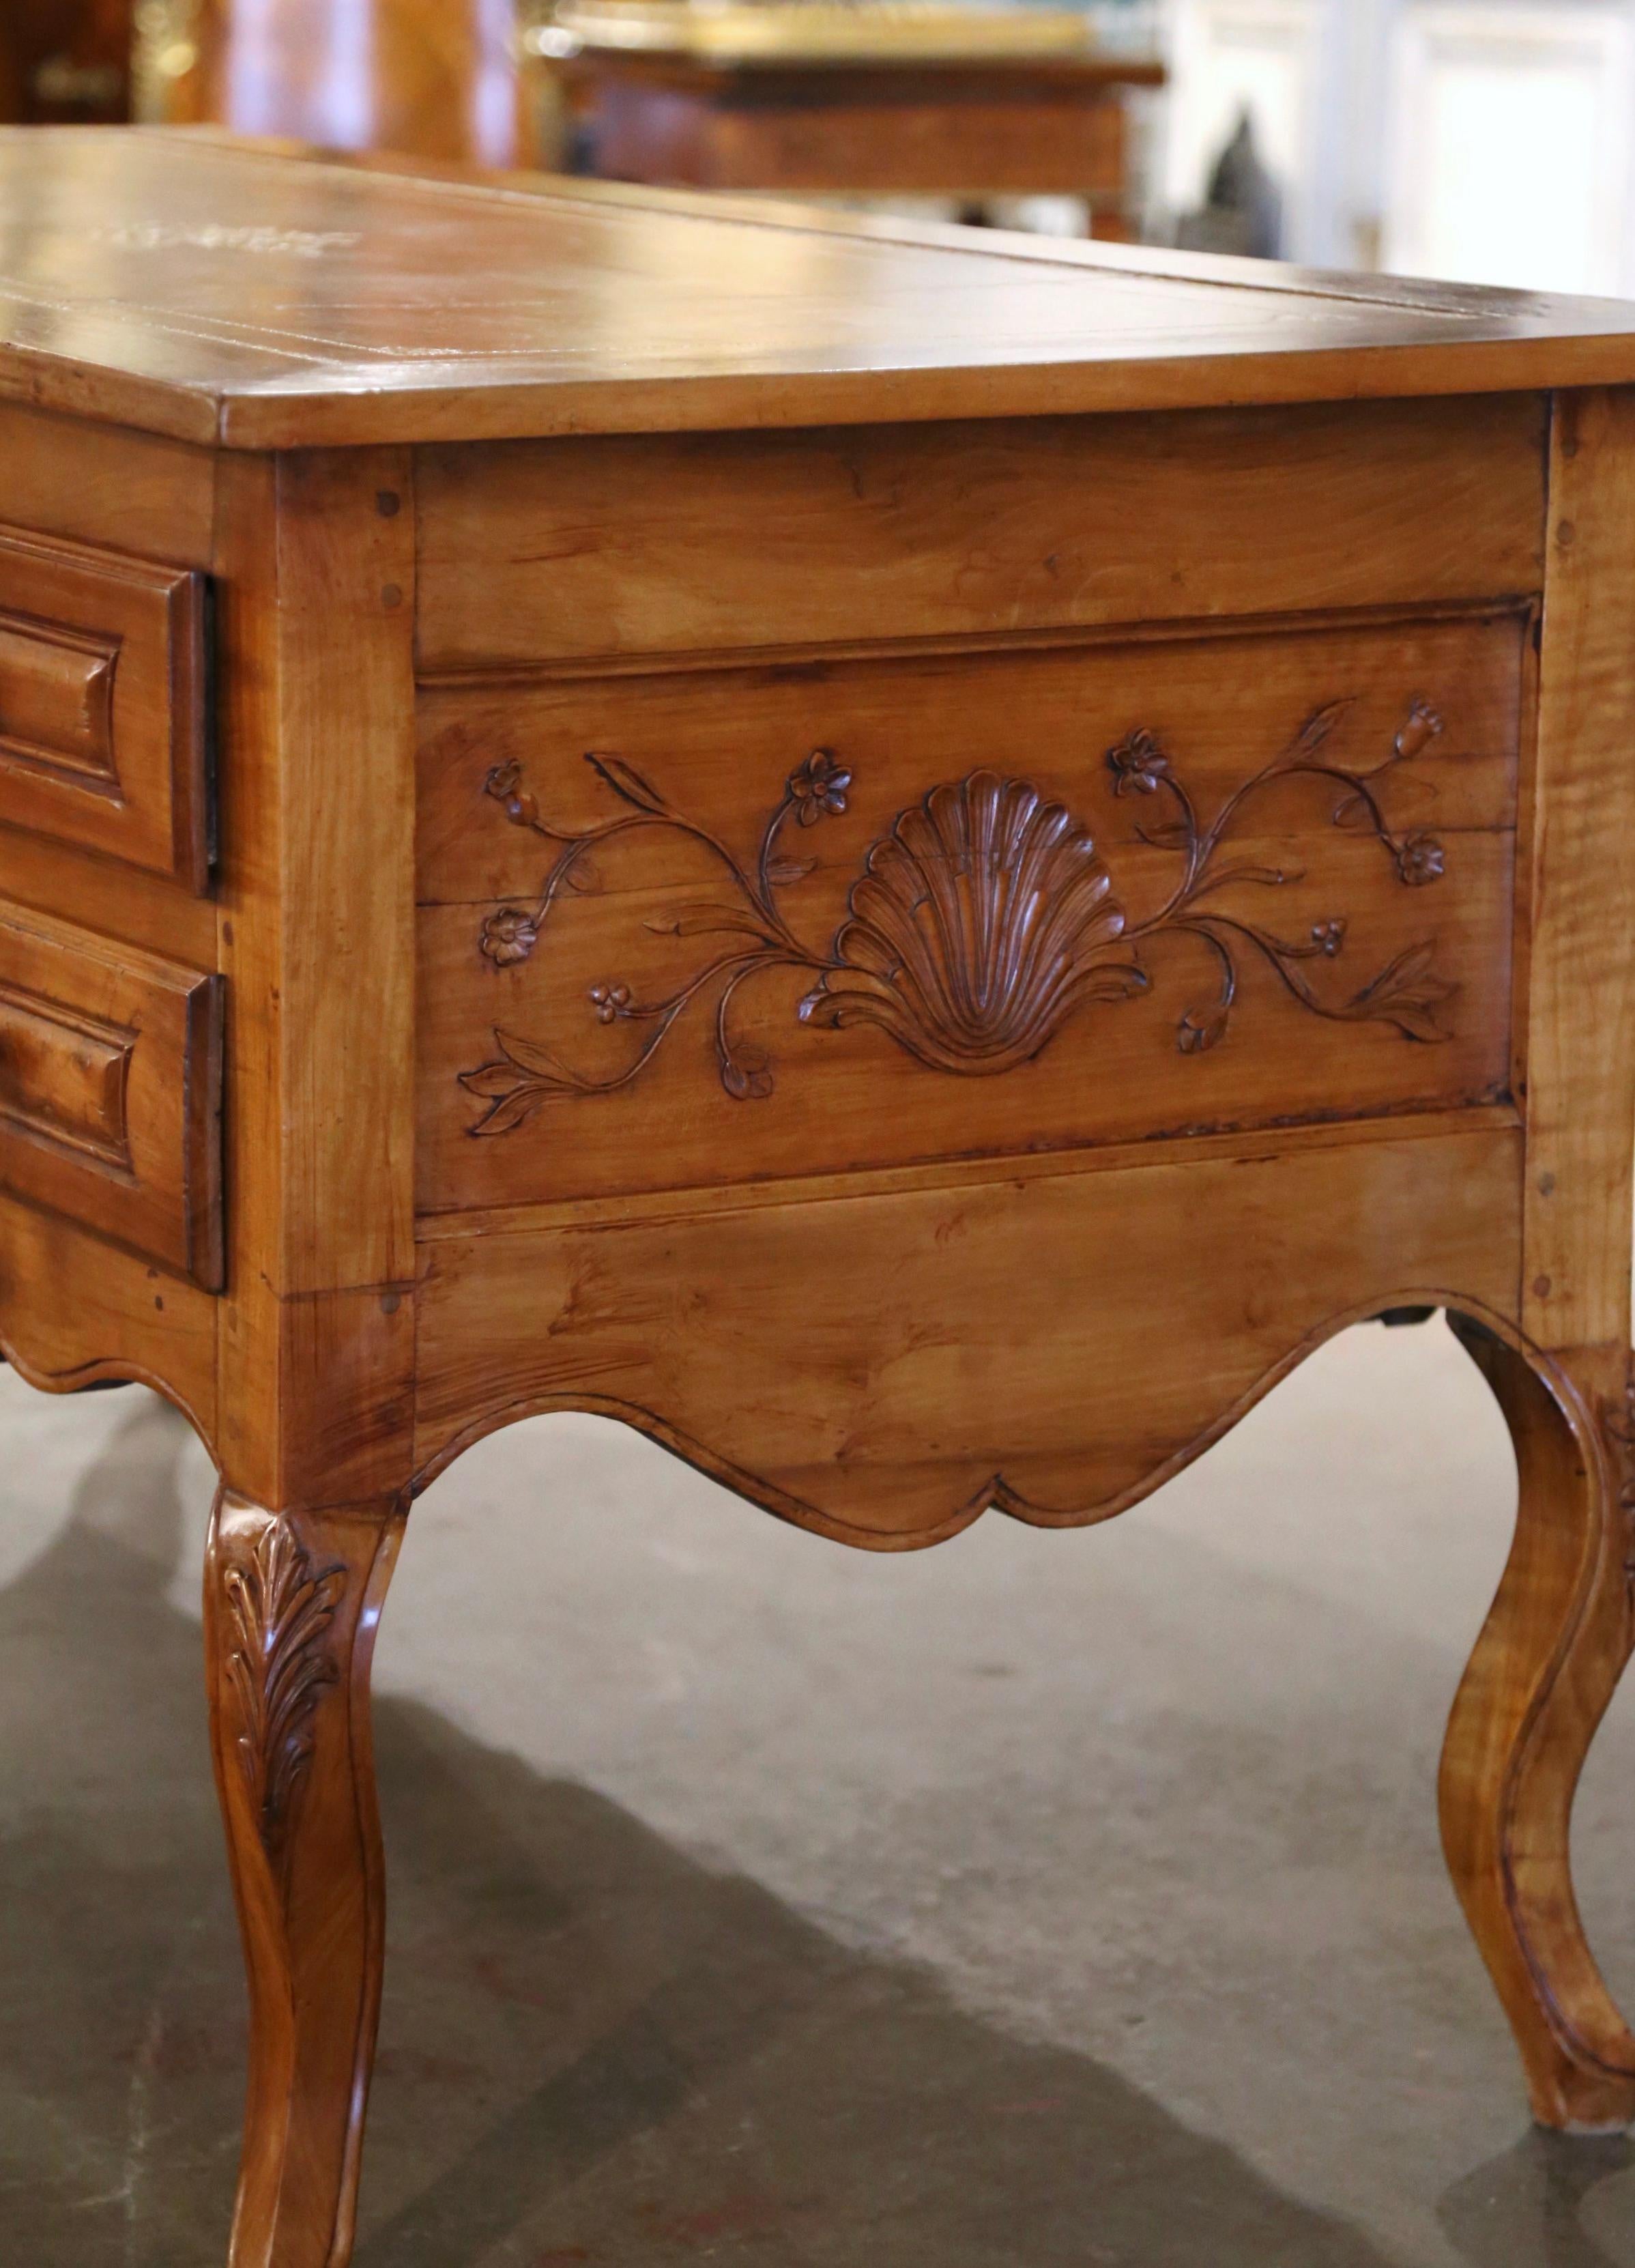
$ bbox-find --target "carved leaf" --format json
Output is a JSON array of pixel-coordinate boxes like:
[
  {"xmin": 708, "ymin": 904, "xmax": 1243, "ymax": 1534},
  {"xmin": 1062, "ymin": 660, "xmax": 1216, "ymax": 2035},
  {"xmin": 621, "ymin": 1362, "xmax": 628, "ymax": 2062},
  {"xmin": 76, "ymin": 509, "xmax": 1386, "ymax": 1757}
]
[
  {"xmin": 221, "ymin": 1523, "xmax": 345, "ymax": 1867},
  {"xmin": 586, "ymin": 753, "xmax": 671, "ymax": 816},
  {"xmin": 1342, "ymin": 941, "xmax": 1457, "ymax": 1041},
  {"xmin": 489, "ymin": 1029, "xmax": 593, "ymax": 1083},
  {"xmin": 1135, "ymin": 818, "xmax": 1193, "ymax": 849},
  {"xmin": 461, "ymin": 1061, "xmax": 532, "ymax": 1100},
  {"xmin": 1289, "ymin": 699, "xmax": 1352, "ymax": 761},
  {"xmin": 1178, "ymin": 1005, "xmax": 1230, "ymax": 1054},
  {"xmin": 648, "ymin": 902, "xmax": 781, "ymax": 943},
  {"xmin": 721, "ymin": 1048, "xmax": 774, "ymax": 1100},
  {"xmin": 465, "ymin": 1081, "xmax": 552, "ymax": 1136}
]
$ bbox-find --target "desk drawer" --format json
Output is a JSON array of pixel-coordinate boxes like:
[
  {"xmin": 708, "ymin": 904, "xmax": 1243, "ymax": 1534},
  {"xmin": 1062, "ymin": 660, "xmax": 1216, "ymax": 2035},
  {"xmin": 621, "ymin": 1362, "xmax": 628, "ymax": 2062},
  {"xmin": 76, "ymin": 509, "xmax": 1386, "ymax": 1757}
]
[
  {"xmin": 418, "ymin": 605, "xmax": 1524, "ymax": 1214},
  {"xmin": 0, "ymin": 898, "xmax": 222, "ymax": 1287},
  {"xmin": 0, "ymin": 523, "xmax": 209, "ymax": 889}
]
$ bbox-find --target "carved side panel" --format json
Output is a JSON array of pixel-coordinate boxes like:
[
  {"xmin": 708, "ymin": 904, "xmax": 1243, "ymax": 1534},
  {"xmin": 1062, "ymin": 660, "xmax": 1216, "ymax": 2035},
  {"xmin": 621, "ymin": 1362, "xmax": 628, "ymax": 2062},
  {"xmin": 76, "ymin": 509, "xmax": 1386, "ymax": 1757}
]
[
  {"xmin": 418, "ymin": 609, "xmax": 1524, "ymax": 1214},
  {"xmin": 459, "ymin": 702, "xmax": 1456, "ymax": 1127}
]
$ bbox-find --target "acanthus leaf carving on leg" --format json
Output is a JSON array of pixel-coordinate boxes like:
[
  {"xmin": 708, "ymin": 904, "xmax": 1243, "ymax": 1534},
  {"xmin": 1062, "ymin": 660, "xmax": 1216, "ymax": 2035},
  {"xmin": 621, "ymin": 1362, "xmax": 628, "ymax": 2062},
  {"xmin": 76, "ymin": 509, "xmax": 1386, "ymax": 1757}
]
[
  {"xmin": 220, "ymin": 1517, "xmax": 348, "ymax": 1871},
  {"xmin": 461, "ymin": 698, "xmax": 1458, "ymax": 1132}
]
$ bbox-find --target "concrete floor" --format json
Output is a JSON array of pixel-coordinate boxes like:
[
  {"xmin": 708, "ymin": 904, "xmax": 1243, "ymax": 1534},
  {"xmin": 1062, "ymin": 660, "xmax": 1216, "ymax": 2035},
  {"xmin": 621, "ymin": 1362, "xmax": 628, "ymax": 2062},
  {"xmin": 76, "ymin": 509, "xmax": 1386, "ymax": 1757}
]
[{"xmin": 6, "ymin": 1319, "xmax": 1635, "ymax": 2265}]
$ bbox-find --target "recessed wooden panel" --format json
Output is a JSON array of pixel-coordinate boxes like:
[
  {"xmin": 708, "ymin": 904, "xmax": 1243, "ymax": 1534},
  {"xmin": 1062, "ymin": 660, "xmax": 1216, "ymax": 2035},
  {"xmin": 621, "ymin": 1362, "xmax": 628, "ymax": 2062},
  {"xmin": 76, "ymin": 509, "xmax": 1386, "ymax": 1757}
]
[
  {"xmin": 0, "ymin": 521, "xmax": 209, "ymax": 889},
  {"xmin": 414, "ymin": 1121, "xmax": 1523, "ymax": 1542},
  {"xmin": 417, "ymin": 607, "xmax": 1524, "ymax": 1216},
  {"xmin": 414, "ymin": 395, "xmax": 1547, "ymax": 670},
  {"xmin": 0, "ymin": 896, "xmax": 222, "ymax": 1285}
]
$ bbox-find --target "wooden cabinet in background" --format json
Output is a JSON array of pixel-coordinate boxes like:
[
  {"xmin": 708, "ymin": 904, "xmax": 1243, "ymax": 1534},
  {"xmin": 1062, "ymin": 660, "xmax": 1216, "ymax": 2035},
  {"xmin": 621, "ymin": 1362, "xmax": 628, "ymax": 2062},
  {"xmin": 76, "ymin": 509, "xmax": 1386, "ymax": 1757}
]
[
  {"xmin": 7, "ymin": 126, "xmax": 1635, "ymax": 2267},
  {"xmin": 558, "ymin": 50, "xmax": 1164, "ymax": 231},
  {"xmin": 165, "ymin": 0, "xmax": 523, "ymax": 164}
]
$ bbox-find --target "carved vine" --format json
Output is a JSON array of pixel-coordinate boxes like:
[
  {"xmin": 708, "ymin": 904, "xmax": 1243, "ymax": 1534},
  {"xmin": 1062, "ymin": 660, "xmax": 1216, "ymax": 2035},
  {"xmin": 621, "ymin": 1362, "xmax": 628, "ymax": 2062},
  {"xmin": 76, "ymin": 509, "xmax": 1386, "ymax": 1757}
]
[
  {"xmin": 461, "ymin": 700, "xmax": 1456, "ymax": 1133},
  {"xmin": 220, "ymin": 1523, "xmax": 346, "ymax": 1867}
]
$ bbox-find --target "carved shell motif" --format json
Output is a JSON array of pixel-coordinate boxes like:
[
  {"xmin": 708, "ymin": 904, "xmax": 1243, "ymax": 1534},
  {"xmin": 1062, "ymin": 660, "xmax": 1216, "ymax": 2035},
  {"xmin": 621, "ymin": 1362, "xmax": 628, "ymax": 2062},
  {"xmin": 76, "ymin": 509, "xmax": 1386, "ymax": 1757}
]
[{"xmin": 797, "ymin": 771, "xmax": 1142, "ymax": 1074}]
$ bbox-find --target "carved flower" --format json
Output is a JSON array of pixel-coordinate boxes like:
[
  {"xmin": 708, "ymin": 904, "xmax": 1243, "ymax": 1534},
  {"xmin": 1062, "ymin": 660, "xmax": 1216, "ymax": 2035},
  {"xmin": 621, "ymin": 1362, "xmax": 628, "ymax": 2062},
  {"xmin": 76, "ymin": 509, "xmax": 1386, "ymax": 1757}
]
[
  {"xmin": 480, "ymin": 907, "xmax": 540, "ymax": 966},
  {"xmin": 1312, "ymin": 919, "xmax": 1346, "ymax": 958},
  {"xmin": 798, "ymin": 771, "xmax": 1144, "ymax": 1076},
  {"xmin": 589, "ymin": 981, "xmax": 633, "ymax": 1024},
  {"xmin": 484, "ymin": 760, "xmax": 538, "ymax": 827},
  {"xmin": 1106, "ymin": 728, "xmax": 1171, "ymax": 796},
  {"xmin": 789, "ymin": 749, "xmax": 852, "ymax": 827},
  {"xmin": 1396, "ymin": 833, "xmax": 1446, "ymax": 887},
  {"xmin": 1395, "ymin": 702, "xmax": 1444, "ymax": 762}
]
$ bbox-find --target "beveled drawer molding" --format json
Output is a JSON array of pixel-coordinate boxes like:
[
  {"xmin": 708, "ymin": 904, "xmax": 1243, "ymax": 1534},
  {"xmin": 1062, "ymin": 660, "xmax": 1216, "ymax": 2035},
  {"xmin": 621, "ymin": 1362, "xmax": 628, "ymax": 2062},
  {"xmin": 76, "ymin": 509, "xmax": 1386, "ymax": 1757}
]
[
  {"xmin": 0, "ymin": 897, "xmax": 222, "ymax": 1287},
  {"xmin": 0, "ymin": 522, "xmax": 209, "ymax": 890}
]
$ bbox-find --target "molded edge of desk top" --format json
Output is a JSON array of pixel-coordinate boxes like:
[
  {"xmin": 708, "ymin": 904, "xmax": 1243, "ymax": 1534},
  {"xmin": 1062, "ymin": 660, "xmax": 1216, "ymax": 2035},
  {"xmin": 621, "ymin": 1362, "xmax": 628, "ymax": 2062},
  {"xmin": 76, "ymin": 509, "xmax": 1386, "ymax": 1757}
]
[{"xmin": 7, "ymin": 127, "xmax": 1635, "ymax": 449}]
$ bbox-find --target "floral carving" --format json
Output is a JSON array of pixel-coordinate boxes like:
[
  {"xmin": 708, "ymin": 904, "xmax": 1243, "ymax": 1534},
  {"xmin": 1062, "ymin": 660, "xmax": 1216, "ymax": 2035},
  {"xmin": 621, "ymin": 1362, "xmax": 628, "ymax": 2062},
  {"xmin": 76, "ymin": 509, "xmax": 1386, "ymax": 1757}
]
[
  {"xmin": 461, "ymin": 698, "xmax": 1457, "ymax": 1132},
  {"xmin": 220, "ymin": 1523, "xmax": 345, "ymax": 1867},
  {"xmin": 480, "ymin": 907, "xmax": 539, "ymax": 966}
]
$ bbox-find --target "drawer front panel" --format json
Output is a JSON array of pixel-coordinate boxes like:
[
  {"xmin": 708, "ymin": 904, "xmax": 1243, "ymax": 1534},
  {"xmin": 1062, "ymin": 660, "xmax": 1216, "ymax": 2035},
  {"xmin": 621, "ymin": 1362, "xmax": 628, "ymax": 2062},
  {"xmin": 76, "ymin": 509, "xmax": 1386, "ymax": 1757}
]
[
  {"xmin": 0, "ymin": 898, "xmax": 222, "ymax": 1286},
  {"xmin": 0, "ymin": 523, "xmax": 209, "ymax": 889},
  {"xmin": 418, "ymin": 607, "xmax": 1524, "ymax": 1215}
]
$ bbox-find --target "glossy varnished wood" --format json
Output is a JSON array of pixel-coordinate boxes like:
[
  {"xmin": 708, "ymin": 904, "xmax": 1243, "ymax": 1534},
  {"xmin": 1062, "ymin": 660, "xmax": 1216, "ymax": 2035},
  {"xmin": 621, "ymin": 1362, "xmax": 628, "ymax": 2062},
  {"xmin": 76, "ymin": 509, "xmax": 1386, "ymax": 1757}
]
[
  {"xmin": 205, "ymin": 1490, "xmax": 404, "ymax": 2267},
  {"xmin": 5, "ymin": 130, "xmax": 1635, "ymax": 446},
  {"xmin": 416, "ymin": 1122, "xmax": 1523, "ymax": 1541},
  {"xmin": 8, "ymin": 128, "xmax": 1635, "ymax": 2266},
  {"xmin": 415, "ymin": 395, "xmax": 1548, "ymax": 668},
  {"xmin": 418, "ymin": 607, "xmax": 1524, "ymax": 1211},
  {"xmin": 0, "ymin": 520, "xmax": 209, "ymax": 887},
  {"xmin": 0, "ymin": 895, "xmax": 221, "ymax": 1284},
  {"xmin": 564, "ymin": 49, "xmax": 1155, "ymax": 212},
  {"xmin": 180, "ymin": 0, "xmax": 523, "ymax": 167}
]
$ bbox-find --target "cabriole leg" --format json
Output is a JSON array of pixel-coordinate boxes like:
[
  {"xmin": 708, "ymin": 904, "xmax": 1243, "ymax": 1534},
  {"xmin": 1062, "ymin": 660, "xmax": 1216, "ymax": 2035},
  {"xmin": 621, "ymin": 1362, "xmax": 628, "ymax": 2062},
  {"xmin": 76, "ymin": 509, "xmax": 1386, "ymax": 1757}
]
[
  {"xmin": 205, "ymin": 1487, "xmax": 405, "ymax": 2268},
  {"xmin": 1441, "ymin": 1322, "xmax": 1635, "ymax": 2131}
]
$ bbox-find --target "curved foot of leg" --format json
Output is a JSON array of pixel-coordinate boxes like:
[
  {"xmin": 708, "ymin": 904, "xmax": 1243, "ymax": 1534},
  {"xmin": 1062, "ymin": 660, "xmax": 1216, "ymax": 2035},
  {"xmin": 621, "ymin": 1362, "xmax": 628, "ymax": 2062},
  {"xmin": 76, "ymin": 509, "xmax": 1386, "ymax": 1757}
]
[
  {"xmin": 1442, "ymin": 1323, "xmax": 1635, "ymax": 2131},
  {"xmin": 205, "ymin": 1489, "xmax": 405, "ymax": 2267}
]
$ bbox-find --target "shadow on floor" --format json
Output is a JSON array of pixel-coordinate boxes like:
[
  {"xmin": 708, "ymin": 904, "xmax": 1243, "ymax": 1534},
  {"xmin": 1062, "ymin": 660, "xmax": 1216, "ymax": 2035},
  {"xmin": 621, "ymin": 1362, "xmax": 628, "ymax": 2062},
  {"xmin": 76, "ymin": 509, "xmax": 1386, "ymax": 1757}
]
[{"xmin": 1, "ymin": 1390, "xmax": 1629, "ymax": 2266}]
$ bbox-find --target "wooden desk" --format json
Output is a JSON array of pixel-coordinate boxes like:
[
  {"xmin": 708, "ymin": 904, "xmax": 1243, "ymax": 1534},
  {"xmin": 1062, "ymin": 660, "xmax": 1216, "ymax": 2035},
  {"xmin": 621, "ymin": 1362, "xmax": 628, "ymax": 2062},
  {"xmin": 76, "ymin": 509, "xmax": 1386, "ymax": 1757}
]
[
  {"xmin": 5, "ymin": 126, "xmax": 1635, "ymax": 2264},
  {"xmin": 552, "ymin": 49, "xmax": 1164, "ymax": 234}
]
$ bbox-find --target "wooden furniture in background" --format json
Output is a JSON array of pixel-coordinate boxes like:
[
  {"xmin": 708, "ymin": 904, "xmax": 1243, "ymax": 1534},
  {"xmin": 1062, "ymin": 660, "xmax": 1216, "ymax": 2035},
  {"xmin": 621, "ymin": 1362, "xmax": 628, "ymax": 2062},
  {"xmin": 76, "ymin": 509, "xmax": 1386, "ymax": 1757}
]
[
  {"xmin": 0, "ymin": 0, "xmax": 130, "ymax": 122},
  {"xmin": 161, "ymin": 0, "xmax": 524, "ymax": 164},
  {"xmin": 552, "ymin": 46, "xmax": 1164, "ymax": 231},
  {"xmin": 5, "ymin": 127, "xmax": 1635, "ymax": 2265}
]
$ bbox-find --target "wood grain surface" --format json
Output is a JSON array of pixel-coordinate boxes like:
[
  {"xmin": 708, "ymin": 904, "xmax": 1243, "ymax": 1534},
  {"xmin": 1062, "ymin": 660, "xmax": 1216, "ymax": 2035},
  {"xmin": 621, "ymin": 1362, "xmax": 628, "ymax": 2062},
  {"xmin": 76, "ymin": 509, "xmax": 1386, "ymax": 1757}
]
[
  {"xmin": 1519, "ymin": 391, "xmax": 1635, "ymax": 1352},
  {"xmin": 4, "ymin": 133, "xmax": 1635, "ymax": 2250},
  {"xmin": 3, "ymin": 130, "xmax": 1635, "ymax": 445},
  {"xmin": 1441, "ymin": 1326, "xmax": 1635, "ymax": 2129},
  {"xmin": 206, "ymin": 1491, "xmax": 405, "ymax": 2268},
  {"xmin": 211, "ymin": 447, "xmax": 419, "ymax": 1512},
  {"xmin": 415, "ymin": 397, "xmax": 1548, "ymax": 670},
  {"xmin": 0, "ymin": 520, "xmax": 209, "ymax": 887},
  {"xmin": 418, "ymin": 607, "xmax": 1523, "ymax": 1214},
  {"xmin": 0, "ymin": 894, "xmax": 221, "ymax": 1284},
  {"xmin": 414, "ymin": 1122, "xmax": 1523, "ymax": 1541}
]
